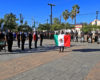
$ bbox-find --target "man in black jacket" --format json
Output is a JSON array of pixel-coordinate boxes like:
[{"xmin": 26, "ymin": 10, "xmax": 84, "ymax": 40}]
[
  {"xmin": 28, "ymin": 32, "xmax": 32, "ymax": 49},
  {"xmin": 21, "ymin": 32, "xmax": 26, "ymax": 50},
  {"xmin": 17, "ymin": 32, "xmax": 21, "ymax": 48},
  {"xmin": 40, "ymin": 32, "xmax": 44, "ymax": 46},
  {"xmin": 6, "ymin": 30, "xmax": 13, "ymax": 52}
]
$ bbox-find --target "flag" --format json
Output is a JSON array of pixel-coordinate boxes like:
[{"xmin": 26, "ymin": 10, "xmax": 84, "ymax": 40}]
[
  {"xmin": 33, "ymin": 32, "xmax": 36, "ymax": 41},
  {"xmin": 64, "ymin": 34, "xmax": 71, "ymax": 47},
  {"xmin": 54, "ymin": 34, "xmax": 71, "ymax": 47},
  {"xmin": 54, "ymin": 35, "xmax": 58, "ymax": 46}
]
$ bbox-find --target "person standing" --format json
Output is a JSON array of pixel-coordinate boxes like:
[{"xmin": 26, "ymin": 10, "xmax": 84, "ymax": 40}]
[
  {"xmin": 0, "ymin": 31, "xmax": 5, "ymax": 51},
  {"xmin": 75, "ymin": 31, "xmax": 78, "ymax": 42},
  {"xmin": 6, "ymin": 30, "xmax": 13, "ymax": 52},
  {"xmin": 21, "ymin": 32, "xmax": 26, "ymax": 50},
  {"xmin": 33, "ymin": 31, "xmax": 38, "ymax": 48},
  {"xmin": 17, "ymin": 32, "xmax": 21, "ymax": 48},
  {"xmin": 40, "ymin": 32, "xmax": 44, "ymax": 46},
  {"xmin": 59, "ymin": 31, "xmax": 64, "ymax": 52},
  {"xmin": 28, "ymin": 32, "xmax": 32, "ymax": 49}
]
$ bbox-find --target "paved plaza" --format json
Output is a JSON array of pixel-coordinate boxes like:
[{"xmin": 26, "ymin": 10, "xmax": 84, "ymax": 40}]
[{"xmin": 0, "ymin": 40, "xmax": 100, "ymax": 80}]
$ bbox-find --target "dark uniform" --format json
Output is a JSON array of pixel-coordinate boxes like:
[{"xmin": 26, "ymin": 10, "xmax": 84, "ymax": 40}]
[
  {"xmin": 34, "ymin": 32, "xmax": 38, "ymax": 48},
  {"xmin": 6, "ymin": 31, "xmax": 13, "ymax": 52},
  {"xmin": 40, "ymin": 33, "xmax": 44, "ymax": 46},
  {"xmin": 0, "ymin": 32, "xmax": 5, "ymax": 40},
  {"xmin": 75, "ymin": 31, "xmax": 78, "ymax": 42},
  {"xmin": 0, "ymin": 32, "xmax": 5, "ymax": 51},
  {"xmin": 17, "ymin": 33, "xmax": 20, "ymax": 48},
  {"xmin": 21, "ymin": 33, "xmax": 26, "ymax": 50},
  {"xmin": 28, "ymin": 33, "xmax": 32, "ymax": 49}
]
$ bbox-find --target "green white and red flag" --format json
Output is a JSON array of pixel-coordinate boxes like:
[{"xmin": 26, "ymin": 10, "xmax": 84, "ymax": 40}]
[{"xmin": 54, "ymin": 34, "xmax": 71, "ymax": 47}]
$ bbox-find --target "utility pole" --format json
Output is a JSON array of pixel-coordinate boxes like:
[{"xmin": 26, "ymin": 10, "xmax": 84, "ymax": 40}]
[
  {"xmin": 48, "ymin": 3, "xmax": 55, "ymax": 25},
  {"xmin": 32, "ymin": 18, "xmax": 36, "ymax": 31},
  {"xmin": 47, "ymin": 19, "xmax": 48, "ymax": 24},
  {"xmin": 60, "ymin": 15, "xmax": 61, "ymax": 24},
  {"xmin": 20, "ymin": 13, "xmax": 23, "ymax": 25},
  {"xmin": 96, "ymin": 11, "xmax": 99, "ymax": 25},
  {"xmin": 32, "ymin": 18, "xmax": 34, "ymax": 28}
]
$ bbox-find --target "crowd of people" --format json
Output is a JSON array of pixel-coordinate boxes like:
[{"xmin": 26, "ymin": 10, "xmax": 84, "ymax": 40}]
[
  {"xmin": 0, "ymin": 30, "xmax": 44, "ymax": 52},
  {"xmin": 0, "ymin": 29, "xmax": 100, "ymax": 52},
  {"xmin": 71, "ymin": 31, "xmax": 100, "ymax": 43}
]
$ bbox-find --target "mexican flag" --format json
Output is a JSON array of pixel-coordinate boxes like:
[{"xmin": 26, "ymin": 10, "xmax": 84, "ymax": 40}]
[
  {"xmin": 54, "ymin": 34, "xmax": 71, "ymax": 47},
  {"xmin": 33, "ymin": 32, "xmax": 36, "ymax": 41}
]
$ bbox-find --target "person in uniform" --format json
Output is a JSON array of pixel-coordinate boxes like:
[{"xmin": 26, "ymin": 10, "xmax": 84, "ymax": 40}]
[
  {"xmin": 33, "ymin": 31, "xmax": 38, "ymax": 48},
  {"xmin": 21, "ymin": 32, "xmax": 26, "ymax": 50},
  {"xmin": 28, "ymin": 32, "xmax": 32, "ymax": 49},
  {"xmin": 0, "ymin": 31, "xmax": 5, "ymax": 40},
  {"xmin": 17, "ymin": 32, "xmax": 21, "ymax": 48},
  {"xmin": 6, "ymin": 30, "xmax": 13, "ymax": 52},
  {"xmin": 40, "ymin": 31, "xmax": 44, "ymax": 46},
  {"xmin": 0, "ymin": 31, "xmax": 5, "ymax": 51}
]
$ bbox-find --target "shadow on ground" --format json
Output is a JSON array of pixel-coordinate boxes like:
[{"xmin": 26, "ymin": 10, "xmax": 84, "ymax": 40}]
[
  {"xmin": 0, "ymin": 44, "xmax": 79, "ymax": 55},
  {"xmin": 73, "ymin": 49, "xmax": 100, "ymax": 52}
]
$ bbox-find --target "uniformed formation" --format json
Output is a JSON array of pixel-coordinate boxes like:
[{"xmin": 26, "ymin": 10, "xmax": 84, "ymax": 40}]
[{"xmin": 0, "ymin": 30, "xmax": 44, "ymax": 52}]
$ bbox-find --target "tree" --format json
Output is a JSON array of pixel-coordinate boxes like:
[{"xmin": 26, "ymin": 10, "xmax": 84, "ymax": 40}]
[
  {"xmin": 24, "ymin": 21, "xmax": 28, "ymax": 25},
  {"xmin": 72, "ymin": 4, "xmax": 80, "ymax": 24},
  {"xmin": 70, "ymin": 10, "xmax": 75, "ymax": 23},
  {"xmin": 0, "ymin": 19, "xmax": 4, "ymax": 28},
  {"xmin": 62, "ymin": 10, "xmax": 69, "ymax": 21},
  {"xmin": 65, "ymin": 23, "xmax": 71, "ymax": 29},
  {"xmin": 4, "ymin": 13, "xmax": 18, "ymax": 30},
  {"xmin": 38, "ymin": 24, "xmax": 51, "ymax": 31},
  {"xmin": 53, "ymin": 18, "xmax": 60, "ymax": 24},
  {"xmin": 18, "ymin": 20, "xmax": 32, "ymax": 32}
]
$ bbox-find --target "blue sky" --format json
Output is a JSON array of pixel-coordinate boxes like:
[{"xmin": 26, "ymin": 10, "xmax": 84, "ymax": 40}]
[{"xmin": 0, "ymin": 0, "xmax": 100, "ymax": 26}]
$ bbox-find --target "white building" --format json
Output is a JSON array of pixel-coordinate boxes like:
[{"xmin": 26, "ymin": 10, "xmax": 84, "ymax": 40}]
[
  {"xmin": 91, "ymin": 19, "xmax": 100, "ymax": 26},
  {"xmin": 74, "ymin": 24, "xmax": 83, "ymax": 36}
]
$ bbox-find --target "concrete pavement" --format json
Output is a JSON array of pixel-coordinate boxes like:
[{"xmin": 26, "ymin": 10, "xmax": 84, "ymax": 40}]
[{"xmin": 0, "ymin": 40, "xmax": 100, "ymax": 80}]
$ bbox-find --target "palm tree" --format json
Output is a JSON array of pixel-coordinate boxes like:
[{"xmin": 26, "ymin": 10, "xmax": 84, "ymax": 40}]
[
  {"xmin": 70, "ymin": 10, "xmax": 75, "ymax": 23},
  {"xmin": 62, "ymin": 10, "xmax": 69, "ymax": 22},
  {"xmin": 72, "ymin": 4, "xmax": 80, "ymax": 25}
]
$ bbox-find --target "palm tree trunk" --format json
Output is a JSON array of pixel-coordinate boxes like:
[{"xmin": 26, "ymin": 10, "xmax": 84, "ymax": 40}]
[
  {"xmin": 75, "ymin": 15, "xmax": 76, "ymax": 25},
  {"xmin": 75, "ymin": 9, "xmax": 76, "ymax": 25}
]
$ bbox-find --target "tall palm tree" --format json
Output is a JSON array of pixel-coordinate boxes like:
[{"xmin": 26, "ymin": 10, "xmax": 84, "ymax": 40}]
[
  {"xmin": 72, "ymin": 4, "xmax": 80, "ymax": 25},
  {"xmin": 62, "ymin": 10, "xmax": 69, "ymax": 22},
  {"xmin": 70, "ymin": 10, "xmax": 75, "ymax": 23}
]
